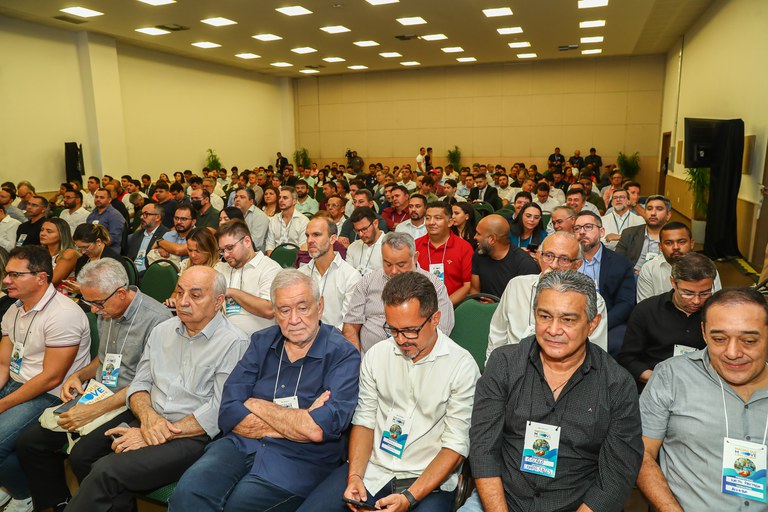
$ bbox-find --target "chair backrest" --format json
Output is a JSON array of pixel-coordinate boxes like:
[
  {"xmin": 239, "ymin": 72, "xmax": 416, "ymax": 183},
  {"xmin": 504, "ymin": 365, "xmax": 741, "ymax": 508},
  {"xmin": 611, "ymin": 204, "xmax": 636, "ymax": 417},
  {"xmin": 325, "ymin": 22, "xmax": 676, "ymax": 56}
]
[
  {"xmin": 85, "ymin": 311, "xmax": 100, "ymax": 359},
  {"xmin": 140, "ymin": 259, "xmax": 180, "ymax": 303},
  {"xmin": 270, "ymin": 243, "xmax": 300, "ymax": 268},
  {"xmin": 542, "ymin": 212, "xmax": 552, "ymax": 230},
  {"xmin": 473, "ymin": 201, "xmax": 495, "ymax": 218},
  {"xmin": 121, "ymin": 256, "xmax": 138, "ymax": 286},
  {"xmin": 450, "ymin": 294, "xmax": 500, "ymax": 372}
]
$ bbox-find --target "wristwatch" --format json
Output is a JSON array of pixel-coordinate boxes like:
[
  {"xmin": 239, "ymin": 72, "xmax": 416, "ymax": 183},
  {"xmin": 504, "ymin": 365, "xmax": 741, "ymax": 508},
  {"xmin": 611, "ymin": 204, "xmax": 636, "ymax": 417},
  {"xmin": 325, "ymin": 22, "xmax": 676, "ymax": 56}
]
[{"xmin": 401, "ymin": 489, "xmax": 418, "ymax": 510}]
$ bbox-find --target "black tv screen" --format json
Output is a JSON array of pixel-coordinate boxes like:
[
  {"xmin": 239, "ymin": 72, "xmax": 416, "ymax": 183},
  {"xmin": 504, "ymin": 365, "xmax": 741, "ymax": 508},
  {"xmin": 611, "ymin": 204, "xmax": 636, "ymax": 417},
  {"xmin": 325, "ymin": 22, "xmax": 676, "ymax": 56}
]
[{"xmin": 684, "ymin": 118, "xmax": 723, "ymax": 168}]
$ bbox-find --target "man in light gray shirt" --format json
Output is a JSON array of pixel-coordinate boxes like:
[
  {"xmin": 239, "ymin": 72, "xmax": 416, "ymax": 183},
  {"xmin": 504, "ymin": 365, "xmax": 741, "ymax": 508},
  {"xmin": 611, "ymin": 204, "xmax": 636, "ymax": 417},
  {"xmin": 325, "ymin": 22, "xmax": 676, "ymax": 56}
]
[{"xmin": 64, "ymin": 266, "xmax": 249, "ymax": 512}]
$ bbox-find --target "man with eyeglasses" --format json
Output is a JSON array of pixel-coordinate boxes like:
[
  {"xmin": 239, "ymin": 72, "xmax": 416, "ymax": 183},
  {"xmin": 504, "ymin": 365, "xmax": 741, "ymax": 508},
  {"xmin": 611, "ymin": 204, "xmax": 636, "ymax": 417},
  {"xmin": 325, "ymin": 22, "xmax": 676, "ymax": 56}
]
[
  {"xmin": 339, "ymin": 190, "xmax": 387, "ymax": 247},
  {"xmin": 573, "ymin": 212, "xmax": 636, "ymax": 358},
  {"xmin": 16, "ymin": 258, "xmax": 172, "ymax": 512},
  {"xmin": 15, "ymin": 195, "xmax": 49, "ymax": 247},
  {"xmin": 487, "ymin": 231, "xmax": 609, "ymax": 363},
  {"xmin": 86, "ymin": 188, "xmax": 126, "ymax": 253},
  {"xmin": 126, "ymin": 203, "xmax": 167, "ymax": 277},
  {"xmin": 63, "ymin": 265, "xmax": 249, "ymax": 512},
  {"xmin": 547, "ymin": 205, "xmax": 577, "ymax": 235},
  {"xmin": 601, "ymin": 188, "xmax": 645, "ymax": 250},
  {"xmin": 171, "ymin": 269, "xmax": 360, "ymax": 511},
  {"xmin": 0, "ymin": 246, "xmax": 91, "ymax": 511},
  {"xmin": 303, "ymin": 271, "xmax": 479, "ymax": 511},
  {"xmin": 345, "ymin": 207, "xmax": 385, "ymax": 276},
  {"xmin": 619, "ymin": 252, "xmax": 716, "ymax": 389},
  {"xmin": 215, "ymin": 219, "xmax": 281, "ymax": 336},
  {"xmin": 343, "ymin": 232, "xmax": 455, "ymax": 352},
  {"xmin": 58, "ymin": 190, "xmax": 89, "ymax": 234},
  {"xmin": 153, "ymin": 205, "xmax": 196, "ymax": 263}
]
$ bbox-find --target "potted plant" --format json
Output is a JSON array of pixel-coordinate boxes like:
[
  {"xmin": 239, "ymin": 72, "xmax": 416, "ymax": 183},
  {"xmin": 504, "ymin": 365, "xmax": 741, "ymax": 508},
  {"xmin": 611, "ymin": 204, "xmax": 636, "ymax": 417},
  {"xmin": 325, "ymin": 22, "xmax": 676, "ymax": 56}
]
[
  {"xmin": 293, "ymin": 148, "xmax": 311, "ymax": 169},
  {"xmin": 616, "ymin": 151, "xmax": 640, "ymax": 180},
  {"xmin": 684, "ymin": 167, "xmax": 710, "ymax": 242},
  {"xmin": 206, "ymin": 148, "xmax": 222, "ymax": 170},
  {"xmin": 447, "ymin": 145, "xmax": 462, "ymax": 171}
]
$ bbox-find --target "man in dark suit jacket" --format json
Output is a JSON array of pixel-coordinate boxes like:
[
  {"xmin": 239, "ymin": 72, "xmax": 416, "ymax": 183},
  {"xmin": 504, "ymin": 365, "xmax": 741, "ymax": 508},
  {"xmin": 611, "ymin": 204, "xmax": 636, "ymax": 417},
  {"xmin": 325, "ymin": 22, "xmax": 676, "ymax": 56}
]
[
  {"xmin": 276, "ymin": 152, "xmax": 288, "ymax": 173},
  {"xmin": 468, "ymin": 173, "xmax": 501, "ymax": 210},
  {"xmin": 125, "ymin": 202, "xmax": 168, "ymax": 276},
  {"xmin": 574, "ymin": 211, "xmax": 636, "ymax": 357},
  {"xmin": 615, "ymin": 195, "xmax": 671, "ymax": 273}
]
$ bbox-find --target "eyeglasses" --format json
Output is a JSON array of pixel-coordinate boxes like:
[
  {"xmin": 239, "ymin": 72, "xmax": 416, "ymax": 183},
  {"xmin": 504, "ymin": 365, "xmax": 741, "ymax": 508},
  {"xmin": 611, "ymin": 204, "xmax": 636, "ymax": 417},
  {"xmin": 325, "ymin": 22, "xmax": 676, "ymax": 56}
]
[
  {"xmin": 218, "ymin": 235, "xmax": 246, "ymax": 256},
  {"xmin": 75, "ymin": 243, "xmax": 93, "ymax": 253},
  {"xmin": 173, "ymin": 216, "xmax": 191, "ymax": 222},
  {"xmin": 676, "ymin": 288, "xmax": 713, "ymax": 300},
  {"xmin": 383, "ymin": 314, "xmax": 434, "ymax": 340},
  {"xmin": 4, "ymin": 271, "xmax": 40, "ymax": 280},
  {"xmin": 573, "ymin": 223, "xmax": 599, "ymax": 233},
  {"xmin": 140, "ymin": 212, "xmax": 159, "ymax": 217},
  {"xmin": 552, "ymin": 216, "xmax": 575, "ymax": 227},
  {"xmin": 354, "ymin": 221, "xmax": 375, "ymax": 234},
  {"xmin": 81, "ymin": 285, "xmax": 126, "ymax": 310},
  {"xmin": 540, "ymin": 252, "xmax": 579, "ymax": 266}
]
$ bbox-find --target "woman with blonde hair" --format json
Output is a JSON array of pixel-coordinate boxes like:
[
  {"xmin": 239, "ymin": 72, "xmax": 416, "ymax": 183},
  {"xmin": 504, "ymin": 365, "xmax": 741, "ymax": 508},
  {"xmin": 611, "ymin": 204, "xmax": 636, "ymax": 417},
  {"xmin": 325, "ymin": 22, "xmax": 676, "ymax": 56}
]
[
  {"xmin": 177, "ymin": 227, "xmax": 219, "ymax": 273},
  {"xmin": 39, "ymin": 217, "xmax": 79, "ymax": 288},
  {"xmin": 62, "ymin": 223, "xmax": 121, "ymax": 295}
]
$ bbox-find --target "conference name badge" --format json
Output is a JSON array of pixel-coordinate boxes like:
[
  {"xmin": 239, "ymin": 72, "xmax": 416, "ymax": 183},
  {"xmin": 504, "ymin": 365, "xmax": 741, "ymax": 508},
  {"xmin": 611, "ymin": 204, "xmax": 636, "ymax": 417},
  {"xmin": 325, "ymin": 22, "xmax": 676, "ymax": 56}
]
[
  {"xmin": 9, "ymin": 342, "xmax": 25, "ymax": 375},
  {"xmin": 273, "ymin": 395, "xmax": 299, "ymax": 409},
  {"xmin": 225, "ymin": 297, "xmax": 242, "ymax": 315},
  {"xmin": 520, "ymin": 421, "xmax": 561, "ymax": 479},
  {"xmin": 722, "ymin": 437, "xmax": 767, "ymax": 503},
  {"xmin": 101, "ymin": 353, "xmax": 122, "ymax": 388},
  {"xmin": 429, "ymin": 263, "xmax": 445, "ymax": 283},
  {"xmin": 673, "ymin": 344, "xmax": 697, "ymax": 357},
  {"xmin": 379, "ymin": 411, "xmax": 410, "ymax": 459}
]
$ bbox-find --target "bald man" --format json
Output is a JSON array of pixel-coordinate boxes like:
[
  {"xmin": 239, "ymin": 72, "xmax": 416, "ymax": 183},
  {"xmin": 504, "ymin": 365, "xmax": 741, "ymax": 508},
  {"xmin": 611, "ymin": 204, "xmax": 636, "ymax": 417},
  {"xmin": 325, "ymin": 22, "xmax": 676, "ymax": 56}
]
[{"xmin": 470, "ymin": 214, "xmax": 540, "ymax": 298}]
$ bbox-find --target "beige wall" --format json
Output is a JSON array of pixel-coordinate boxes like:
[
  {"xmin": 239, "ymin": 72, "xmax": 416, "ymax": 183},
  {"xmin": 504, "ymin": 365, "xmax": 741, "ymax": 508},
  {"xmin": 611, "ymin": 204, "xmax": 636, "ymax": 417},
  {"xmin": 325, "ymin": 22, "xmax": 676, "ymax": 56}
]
[
  {"xmin": 296, "ymin": 55, "xmax": 665, "ymax": 176},
  {"xmin": 0, "ymin": 14, "xmax": 294, "ymax": 192}
]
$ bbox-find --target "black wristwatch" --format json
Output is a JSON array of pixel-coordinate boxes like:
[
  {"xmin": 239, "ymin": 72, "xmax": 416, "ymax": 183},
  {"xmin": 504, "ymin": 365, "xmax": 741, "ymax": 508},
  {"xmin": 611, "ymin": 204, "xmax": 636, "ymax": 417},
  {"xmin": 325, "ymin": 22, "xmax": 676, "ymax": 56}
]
[{"xmin": 401, "ymin": 489, "xmax": 418, "ymax": 510}]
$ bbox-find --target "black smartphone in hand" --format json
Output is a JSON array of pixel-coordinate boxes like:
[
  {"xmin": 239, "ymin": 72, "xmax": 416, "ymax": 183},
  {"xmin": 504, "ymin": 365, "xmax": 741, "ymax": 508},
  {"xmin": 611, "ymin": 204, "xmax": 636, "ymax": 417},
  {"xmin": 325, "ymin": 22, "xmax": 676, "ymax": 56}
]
[
  {"xmin": 53, "ymin": 393, "xmax": 82, "ymax": 414},
  {"xmin": 341, "ymin": 497, "xmax": 379, "ymax": 510}
]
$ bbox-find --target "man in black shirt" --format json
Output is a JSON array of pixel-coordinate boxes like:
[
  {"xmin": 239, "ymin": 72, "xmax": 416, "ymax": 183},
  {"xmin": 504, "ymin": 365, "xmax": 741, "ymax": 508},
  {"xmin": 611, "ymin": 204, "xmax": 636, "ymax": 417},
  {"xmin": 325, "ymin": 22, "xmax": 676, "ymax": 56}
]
[
  {"xmin": 468, "ymin": 270, "xmax": 642, "ymax": 512},
  {"xmin": 470, "ymin": 215, "xmax": 539, "ymax": 298},
  {"xmin": 618, "ymin": 252, "xmax": 716, "ymax": 388},
  {"xmin": 16, "ymin": 195, "xmax": 48, "ymax": 246}
]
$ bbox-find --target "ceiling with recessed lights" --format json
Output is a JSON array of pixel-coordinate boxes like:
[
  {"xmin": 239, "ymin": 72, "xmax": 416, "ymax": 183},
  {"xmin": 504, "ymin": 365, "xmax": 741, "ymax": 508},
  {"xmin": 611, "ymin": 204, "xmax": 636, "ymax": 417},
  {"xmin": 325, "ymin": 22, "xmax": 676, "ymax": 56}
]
[{"xmin": 0, "ymin": 0, "xmax": 714, "ymax": 77}]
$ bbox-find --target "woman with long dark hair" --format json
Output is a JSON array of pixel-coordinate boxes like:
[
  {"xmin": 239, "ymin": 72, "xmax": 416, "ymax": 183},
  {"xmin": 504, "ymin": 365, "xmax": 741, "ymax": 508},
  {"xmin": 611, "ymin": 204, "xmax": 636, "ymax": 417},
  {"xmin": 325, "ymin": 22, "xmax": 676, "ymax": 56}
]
[
  {"xmin": 451, "ymin": 202, "xmax": 477, "ymax": 250},
  {"xmin": 509, "ymin": 202, "xmax": 546, "ymax": 250}
]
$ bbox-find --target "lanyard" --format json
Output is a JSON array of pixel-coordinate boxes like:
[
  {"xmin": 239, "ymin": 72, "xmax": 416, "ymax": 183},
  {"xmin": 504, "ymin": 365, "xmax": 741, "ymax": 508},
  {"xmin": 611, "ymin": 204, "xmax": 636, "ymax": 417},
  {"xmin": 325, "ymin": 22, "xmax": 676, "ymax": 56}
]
[
  {"xmin": 229, "ymin": 266, "xmax": 245, "ymax": 290},
  {"xmin": 273, "ymin": 340, "xmax": 305, "ymax": 401},
  {"xmin": 12, "ymin": 290, "xmax": 57, "ymax": 348},
  {"xmin": 106, "ymin": 294, "xmax": 143, "ymax": 355},
  {"xmin": 718, "ymin": 372, "xmax": 768, "ymax": 444},
  {"xmin": 427, "ymin": 237, "xmax": 449, "ymax": 269},
  {"xmin": 359, "ymin": 237, "xmax": 379, "ymax": 270},
  {"xmin": 309, "ymin": 259, "xmax": 333, "ymax": 297},
  {"xmin": 612, "ymin": 212, "xmax": 629, "ymax": 233}
]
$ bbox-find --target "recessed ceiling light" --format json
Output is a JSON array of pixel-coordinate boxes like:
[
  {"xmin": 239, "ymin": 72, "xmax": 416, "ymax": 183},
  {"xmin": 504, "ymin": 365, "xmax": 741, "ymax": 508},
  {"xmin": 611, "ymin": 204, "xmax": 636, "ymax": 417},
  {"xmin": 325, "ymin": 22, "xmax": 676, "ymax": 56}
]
[
  {"xmin": 271, "ymin": 62, "xmax": 294, "ymax": 67},
  {"xmin": 483, "ymin": 7, "xmax": 513, "ymax": 18},
  {"xmin": 253, "ymin": 33, "xmax": 282, "ymax": 41},
  {"xmin": 354, "ymin": 40, "xmax": 380, "ymax": 47},
  {"xmin": 320, "ymin": 25, "xmax": 350, "ymax": 33},
  {"xmin": 135, "ymin": 27, "xmax": 170, "ymax": 35},
  {"xmin": 366, "ymin": 0, "xmax": 399, "ymax": 4},
  {"xmin": 235, "ymin": 53, "xmax": 261, "ymax": 59},
  {"xmin": 60, "ymin": 7, "xmax": 103, "ymax": 18},
  {"xmin": 292, "ymin": 47, "xmax": 317, "ymax": 54},
  {"xmin": 421, "ymin": 33, "xmax": 447, "ymax": 41},
  {"xmin": 300, "ymin": 69, "xmax": 320, "ymax": 74},
  {"xmin": 578, "ymin": 0, "xmax": 609, "ymax": 8},
  {"xmin": 400, "ymin": 61, "xmax": 420, "ymax": 66},
  {"xmin": 201, "ymin": 17, "xmax": 237, "ymax": 27},
  {"xmin": 457, "ymin": 57, "xmax": 477, "ymax": 62},
  {"xmin": 192, "ymin": 41, "xmax": 221, "ymax": 49},
  {"xmin": 517, "ymin": 53, "xmax": 537, "ymax": 59},
  {"xmin": 323, "ymin": 57, "xmax": 346, "ymax": 62},
  {"xmin": 441, "ymin": 46, "xmax": 464, "ymax": 53},
  {"xmin": 508, "ymin": 41, "xmax": 531, "ymax": 48},
  {"xmin": 348, "ymin": 65, "xmax": 368, "ymax": 70},
  {"xmin": 379, "ymin": 52, "xmax": 402, "ymax": 58},
  {"xmin": 497, "ymin": 27, "xmax": 523, "ymax": 35},
  {"xmin": 581, "ymin": 36, "xmax": 604, "ymax": 43},
  {"xmin": 276, "ymin": 6, "xmax": 312, "ymax": 16},
  {"xmin": 581, "ymin": 48, "xmax": 602, "ymax": 54},
  {"xmin": 397, "ymin": 16, "xmax": 427, "ymax": 26},
  {"xmin": 136, "ymin": 0, "xmax": 175, "ymax": 5},
  {"xmin": 580, "ymin": 20, "xmax": 606, "ymax": 28}
]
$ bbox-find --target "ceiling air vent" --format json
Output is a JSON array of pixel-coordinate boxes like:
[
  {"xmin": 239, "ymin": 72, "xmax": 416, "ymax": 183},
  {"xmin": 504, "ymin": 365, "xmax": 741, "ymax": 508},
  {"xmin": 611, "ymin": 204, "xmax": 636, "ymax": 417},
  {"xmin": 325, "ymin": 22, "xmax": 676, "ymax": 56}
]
[
  {"xmin": 53, "ymin": 15, "xmax": 87, "ymax": 24},
  {"xmin": 156, "ymin": 24, "xmax": 189, "ymax": 32},
  {"xmin": 558, "ymin": 44, "xmax": 580, "ymax": 51},
  {"xmin": 305, "ymin": 65, "xmax": 325, "ymax": 69},
  {"xmin": 395, "ymin": 34, "xmax": 418, "ymax": 41}
]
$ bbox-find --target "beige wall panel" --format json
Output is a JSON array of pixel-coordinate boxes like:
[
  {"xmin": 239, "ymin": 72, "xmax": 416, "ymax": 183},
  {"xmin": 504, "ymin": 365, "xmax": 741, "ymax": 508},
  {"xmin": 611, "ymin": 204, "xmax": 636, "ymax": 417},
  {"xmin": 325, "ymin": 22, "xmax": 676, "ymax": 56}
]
[
  {"xmin": 591, "ymin": 125, "xmax": 627, "ymax": 157},
  {"xmin": 625, "ymin": 124, "xmax": 663, "ymax": 156},
  {"xmin": 627, "ymin": 90, "xmax": 664, "ymax": 125},
  {"xmin": 472, "ymin": 97, "xmax": 503, "ymax": 128},
  {"xmin": 560, "ymin": 125, "xmax": 595, "ymax": 154},
  {"xmin": 366, "ymin": 101, "xmax": 396, "ymax": 128},
  {"xmin": 563, "ymin": 93, "xmax": 597, "ymax": 124},
  {"xmin": 558, "ymin": 59, "xmax": 597, "ymax": 93},
  {"xmin": 529, "ymin": 126, "xmax": 564, "ymax": 156},
  {"xmin": 592, "ymin": 92, "xmax": 628, "ymax": 125},
  {"xmin": 594, "ymin": 58, "xmax": 631, "ymax": 93},
  {"xmin": 500, "ymin": 62, "xmax": 534, "ymax": 96},
  {"xmin": 473, "ymin": 127, "xmax": 503, "ymax": 157},
  {"xmin": 501, "ymin": 96, "xmax": 535, "ymax": 126},
  {"xmin": 299, "ymin": 105, "xmax": 320, "ymax": 133},
  {"xmin": 318, "ymin": 75, "xmax": 345, "ymax": 104},
  {"xmin": 531, "ymin": 62, "xmax": 566, "ymax": 95},
  {"xmin": 628, "ymin": 55, "xmax": 666, "ymax": 91},
  {"xmin": 297, "ymin": 78, "xmax": 318, "ymax": 106},
  {"xmin": 501, "ymin": 127, "xmax": 534, "ymax": 157},
  {"xmin": 528, "ymin": 94, "xmax": 565, "ymax": 127},
  {"xmin": 366, "ymin": 130, "xmax": 394, "ymax": 157}
]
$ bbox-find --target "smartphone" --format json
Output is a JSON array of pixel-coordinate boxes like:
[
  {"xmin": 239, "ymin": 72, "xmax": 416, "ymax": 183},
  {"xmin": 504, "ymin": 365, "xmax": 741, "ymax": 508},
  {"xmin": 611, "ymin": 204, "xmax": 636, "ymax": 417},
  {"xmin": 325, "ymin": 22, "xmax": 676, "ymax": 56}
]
[
  {"xmin": 110, "ymin": 422, "xmax": 131, "ymax": 440},
  {"xmin": 527, "ymin": 244, "xmax": 539, "ymax": 252},
  {"xmin": 341, "ymin": 497, "xmax": 379, "ymax": 510},
  {"xmin": 53, "ymin": 393, "xmax": 82, "ymax": 414}
]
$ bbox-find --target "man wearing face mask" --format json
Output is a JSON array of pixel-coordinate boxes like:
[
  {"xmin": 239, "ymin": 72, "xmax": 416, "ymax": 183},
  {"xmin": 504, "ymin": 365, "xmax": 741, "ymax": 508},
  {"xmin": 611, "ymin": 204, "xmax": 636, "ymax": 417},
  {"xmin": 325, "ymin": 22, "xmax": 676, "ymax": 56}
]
[{"xmin": 189, "ymin": 189, "xmax": 219, "ymax": 232}]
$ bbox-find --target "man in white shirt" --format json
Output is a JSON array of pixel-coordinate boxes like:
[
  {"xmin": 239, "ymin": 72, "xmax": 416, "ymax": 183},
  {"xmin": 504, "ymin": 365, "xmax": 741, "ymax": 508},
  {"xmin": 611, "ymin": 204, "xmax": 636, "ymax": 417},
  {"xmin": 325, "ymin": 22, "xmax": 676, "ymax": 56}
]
[
  {"xmin": 234, "ymin": 188, "xmax": 269, "ymax": 252},
  {"xmin": 346, "ymin": 207, "xmax": 384, "ymax": 276},
  {"xmin": 487, "ymin": 231, "xmax": 608, "ymax": 362},
  {"xmin": 394, "ymin": 194, "xmax": 427, "ymax": 240},
  {"xmin": 566, "ymin": 187, "xmax": 600, "ymax": 215},
  {"xmin": 298, "ymin": 218, "xmax": 360, "ymax": 329},
  {"xmin": 82, "ymin": 176, "xmax": 99, "ymax": 212},
  {"xmin": 59, "ymin": 190, "xmax": 90, "ymax": 234},
  {"xmin": 201, "ymin": 178, "xmax": 225, "ymax": 211},
  {"xmin": 398, "ymin": 167, "xmax": 418, "ymax": 193},
  {"xmin": 265, "ymin": 187, "xmax": 309, "ymax": 256},
  {"xmin": 215, "ymin": 219, "xmax": 281, "ymax": 336},
  {"xmin": 121, "ymin": 180, "xmax": 147, "ymax": 218},
  {"xmin": 637, "ymin": 222, "xmax": 721, "ymax": 302},
  {"xmin": 601, "ymin": 188, "xmax": 645, "ymax": 250},
  {"xmin": 301, "ymin": 271, "xmax": 480, "ymax": 511},
  {"xmin": 496, "ymin": 174, "xmax": 516, "ymax": 206},
  {"xmin": 294, "ymin": 180, "xmax": 319, "ymax": 215},
  {"xmin": 534, "ymin": 183, "xmax": 560, "ymax": 214},
  {"xmin": 415, "ymin": 147, "xmax": 426, "ymax": 174},
  {"xmin": 0, "ymin": 205, "xmax": 21, "ymax": 252}
]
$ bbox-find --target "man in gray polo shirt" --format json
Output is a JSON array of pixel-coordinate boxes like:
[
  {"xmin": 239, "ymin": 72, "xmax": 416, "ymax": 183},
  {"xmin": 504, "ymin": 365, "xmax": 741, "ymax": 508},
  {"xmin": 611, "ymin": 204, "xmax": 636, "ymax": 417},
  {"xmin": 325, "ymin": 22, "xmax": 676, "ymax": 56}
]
[
  {"xmin": 638, "ymin": 288, "xmax": 768, "ymax": 511},
  {"xmin": 16, "ymin": 258, "xmax": 172, "ymax": 511}
]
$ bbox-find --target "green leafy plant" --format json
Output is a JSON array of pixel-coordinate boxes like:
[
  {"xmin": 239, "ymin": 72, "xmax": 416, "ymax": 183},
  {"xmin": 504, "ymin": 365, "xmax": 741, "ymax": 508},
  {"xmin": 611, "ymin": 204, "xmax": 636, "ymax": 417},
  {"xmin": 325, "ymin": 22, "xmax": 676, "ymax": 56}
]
[
  {"xmin": 205, "ymin": 148, "xmax": 222, "ymax": 170},
  {"xmin": 447, "ymin": 145, "xmax": 462, "ymax": 171},
  {"xmin": 293, "ymin": 148, "xmax": 311, "ymax": 169},
  {"xmin": 616, "ymin": 151, "xmax": 640, "ymax": 180},
  {"xmin": 684, "ymin": 167, "xmax": 710, "ymax": 220}
]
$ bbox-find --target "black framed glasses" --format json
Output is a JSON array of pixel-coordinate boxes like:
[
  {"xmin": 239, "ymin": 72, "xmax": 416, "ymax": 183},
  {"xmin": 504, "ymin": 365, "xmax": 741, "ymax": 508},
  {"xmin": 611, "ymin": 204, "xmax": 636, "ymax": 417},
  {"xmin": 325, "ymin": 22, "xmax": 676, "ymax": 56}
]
[
  {"xmin": 4, "ymin": 271, "xmax": 40, "ymax": 280},
  {"xmin": 540, "ymin": 252, "xmax": 580, "ymax": 266},
  {"xmin": 81, "ymin": 285, "xmax": 126, "ymax": 310},
  {"xmin": 218, "ymin": 235, "xmax": 246, "ymax": 256},
  {"xmin": 354, "ymin": 221, "xmax": 375, "ymax": 234},
  {"xmin": 383, "ymin": 314, "xmax": 434, "ymax": 340}
]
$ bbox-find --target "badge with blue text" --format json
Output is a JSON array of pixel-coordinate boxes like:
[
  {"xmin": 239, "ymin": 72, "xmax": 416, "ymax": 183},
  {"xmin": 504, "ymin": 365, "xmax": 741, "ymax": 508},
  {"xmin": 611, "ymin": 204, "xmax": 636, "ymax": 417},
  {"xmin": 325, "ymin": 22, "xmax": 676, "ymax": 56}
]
[
  {"xmin": 520, "ymin": 421, "xmax": 560, "ymax": 478},
  {"xmin": 379, "ymin": 411, "xmax": 410, "ymax": 459},
  {"xmin": 722, "ymin": 437, "xmax": 767, "ymax": 503}
]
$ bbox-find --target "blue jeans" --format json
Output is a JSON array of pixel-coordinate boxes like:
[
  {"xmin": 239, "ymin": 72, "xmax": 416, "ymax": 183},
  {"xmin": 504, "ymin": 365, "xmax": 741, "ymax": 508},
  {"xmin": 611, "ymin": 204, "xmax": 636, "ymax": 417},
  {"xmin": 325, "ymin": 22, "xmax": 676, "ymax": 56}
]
[
  {"xmin": 296, "ymin": 462, "xmax": 457, "ymax": 512},
  {"xmin": 0, "ymin": 379, "xmax": 61, "ymax": 498},
  {"xmin": 170, "ymin": 437, "xmax": 304, "ymax": 512},
  {"xmin": 456, "ymin": 489, "xmax": 484, "ymax": 511}
]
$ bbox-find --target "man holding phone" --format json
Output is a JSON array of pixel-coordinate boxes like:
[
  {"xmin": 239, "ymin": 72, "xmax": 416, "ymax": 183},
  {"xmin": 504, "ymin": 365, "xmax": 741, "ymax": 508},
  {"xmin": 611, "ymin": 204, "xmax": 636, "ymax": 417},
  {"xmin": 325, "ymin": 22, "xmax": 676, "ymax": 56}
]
[{"xmin": 16, "ymin": 259, "xmax": 172, "ymax": 512}]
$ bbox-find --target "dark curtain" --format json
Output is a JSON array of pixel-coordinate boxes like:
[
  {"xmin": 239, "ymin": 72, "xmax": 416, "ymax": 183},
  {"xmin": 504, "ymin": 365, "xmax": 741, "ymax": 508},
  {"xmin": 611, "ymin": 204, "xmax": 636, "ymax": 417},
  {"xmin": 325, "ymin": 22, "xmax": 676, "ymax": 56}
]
[{"xmin": 704, "ymin": 119, "xmax": 744, "ymax": 259}]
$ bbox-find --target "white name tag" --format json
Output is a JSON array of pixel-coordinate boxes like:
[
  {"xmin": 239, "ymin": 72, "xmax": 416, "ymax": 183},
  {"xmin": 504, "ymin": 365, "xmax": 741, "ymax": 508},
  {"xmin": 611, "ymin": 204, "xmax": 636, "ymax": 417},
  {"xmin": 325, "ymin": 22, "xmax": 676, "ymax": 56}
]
[
  {"xmin": 520, "ymin": 421, "xmax": 561, "ymax": 479},
  {"xmin": 722, "ymin": 437, "xmax": 767, "ymax": 503}
]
